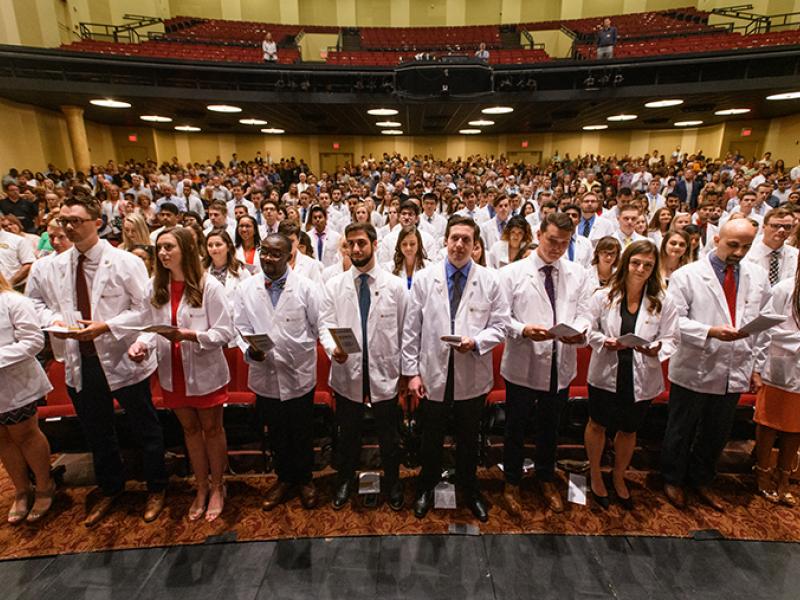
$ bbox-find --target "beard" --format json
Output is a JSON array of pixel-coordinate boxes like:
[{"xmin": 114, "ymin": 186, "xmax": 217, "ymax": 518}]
[{"xmin": 351, "ymin": 250, "xmax": 373, "ymax": 268}]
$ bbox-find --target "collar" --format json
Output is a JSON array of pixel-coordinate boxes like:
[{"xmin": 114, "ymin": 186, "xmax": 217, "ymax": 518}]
[
  {"xmin": 352, "ymin": 262, "xmax": 379, "ymax": 283},
  {"xmin": 531, "ymin": 251, "xmax": 558, "ymax": 272},
  {"xmin": 265, "ymin": 269, "xmax": 289, "ymax": 287},
  {"xmin": 77, "ymin": 239, "xmax": 104, "ymax": 263},
  {"xmin": 580, "ymin": 214, "xmax": 595, "ymax": 224},
  {"xmin": 710, "ymin": 252, "xmax": 738, "ymax": 273},
  {"xmin": 445, "ymin": 259, "xmax": 472, "ymax": 281}
]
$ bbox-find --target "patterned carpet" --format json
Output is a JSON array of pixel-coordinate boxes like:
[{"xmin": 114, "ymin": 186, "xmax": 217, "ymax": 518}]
[{"xmin": 1, "ymin": 466, "xmax": 798, "ymax": 561}]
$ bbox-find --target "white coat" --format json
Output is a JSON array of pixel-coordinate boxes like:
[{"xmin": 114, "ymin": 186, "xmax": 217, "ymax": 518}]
[
  {"xmin": 666, "ymin": 254, "xmax": 772, "ymax": 394},
  {"xmin": 569, "ymin": 234, "xmax": 593, "ymax": 269},
  {"xmin": 480, "ymin": 217, "xmax": 505, "ymax": 251},
  {"xmin": 233, "ymin": 269, "xmax": 320, "ymax": 400},
  {"xmin": 0, "ymin": 292, "xmax": 52, "ymax": 412},
  {"xmin": 418, "ymin": 212, "xmax": 447, "ymax": 241},
  {"xmin": 233, "ymin": 246, "xmax": 261, "ymax": 275},
  {"xmin": 319, "ymin": 266, "xmax": 408, "ymax": 403},
  {"xmin": 134, "ymin": 276, "xmax": 233, "ymax": 396},
  {"xmin": 401, "ymin": 260, "xmax": 509, "ymax": 402},
  {"xmin": 586, "ymin": 289, "xmax": 680, "ymax": 402},
  {"xmin": 378, "ymin": 227, "xmax": 439, "ymax": 265},
  {"xmin": 580, "ymin": 215, "xmax": 616, "ymax": 245},
  {"xmin": 46, "ymin": 241, "xmax": 157, "ymax": 392},
  {"xmin": 500, "ymin": 253, "xmax": 593, "ymax": 392},
  {"xmin": 309, "ymin": 227, "xmax": 342, "ymax": 268},
  {"xmin": 292, "ymin": 252, "xmax": 324, "ymax": 284},
  {"xmin": 207, "ymin": 266, "xmax": 251, "ymax": 349},
  {"xmin": 755, "ymin": 277, "xmax": 800, "ymax": 393},
  {"xmin": 744, "ymin": 240, "xmax": 798, "ymax": 285}
]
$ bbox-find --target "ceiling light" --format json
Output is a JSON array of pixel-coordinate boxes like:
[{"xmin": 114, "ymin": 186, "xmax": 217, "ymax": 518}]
[
  {"xmin": 645, "ymin": 99, "xmax": 684, "ymax": 108},
  {"xmin": 260, "ymin": 128, "xmax": 285, "ymax": 134},
  {"xmin": 582, "ymin": 124, "xmax": 608, "ymax": 131},
  {"xmin": 469, "ymin": 119, "xmax": 495, "ymax": 126},
  {"xmin": 376, "ymin": 121, "xmax": 401, "ymax": 127},
  {"xmin": 459, "ymin": 129, "xmax": 481, "ymax": 134},
  {"xmin": 367, "ymin": 108, "xmax": 398, "ymax": 116},
  {"xmin": 174, "ymin": 125, "xmax": 201, "ymax": 132},
  {"xmin": 674, "ymin": 120, "xmax": 703, "ymax": 127},
  {"xmin": 381, "ymin": 129, "xmax": 403, "ymax": 135},
  {"xmin": 607, "ymin": 114, "xmax": 637, "ymax": 122},
  {"xmin": 481, "ymin": 106, "xmax": 514, "ymax": 115},
  {"xmin": 207, "ymin": 104, "xmax": 242, "ymax": 113},
  {"xmin": 714, "ymin": 108, "xmax": 750, "ymax": 115},
  {"xmin": 766, "ymin": 91, "xmax": 800, "ymax": 101},
  {"xmin": 90, "ymin": 99, "xmax": 131, "ymax": 108},
  {"xmin": 239, "ymin": 118, "xmax": 268, "ymax": 125},
  {"xmin": 139, "ymin": 115, "xmax": 172, "ymax": 123}
]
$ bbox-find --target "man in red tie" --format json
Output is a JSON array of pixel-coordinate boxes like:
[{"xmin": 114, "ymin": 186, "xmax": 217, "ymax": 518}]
[{"xmin": 661, "ymin": 219, "xmax": 771, "ymax": 511}]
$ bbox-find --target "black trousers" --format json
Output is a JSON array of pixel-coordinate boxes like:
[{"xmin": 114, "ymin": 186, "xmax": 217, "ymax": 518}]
[
  {"xmin": 661, "ymin": 383, "xmax": 740, "ymax": 487},
  {"xmin": 417, "ymin": 396, "xmax": 485, "ymax": 497},
  {"xmin": 257, "ymin": 389, "xmax": 315, "ymax": 485},
  {"xmin": 67, "ymin": 355, "xmax": 167, "ymax": 496},
  {"xmin": 503, "ymin": 379, "xmax": 568, "ymax": 485},
  {"xmin": 334, "ymin": 394, "xmax": 401, "ymax": 487}
]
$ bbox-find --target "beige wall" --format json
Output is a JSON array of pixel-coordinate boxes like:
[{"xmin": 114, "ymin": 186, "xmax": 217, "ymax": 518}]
[{"xmin": 763, "ymin": 113, "xmax": 800, "ymax": 165}]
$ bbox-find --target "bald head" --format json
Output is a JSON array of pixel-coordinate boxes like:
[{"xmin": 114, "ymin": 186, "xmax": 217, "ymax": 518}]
[{"xmin": 714, "ymin": 218, "xmax": 756, "ymax": 264}]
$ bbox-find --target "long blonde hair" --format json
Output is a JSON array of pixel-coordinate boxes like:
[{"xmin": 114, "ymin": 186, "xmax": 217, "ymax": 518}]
[{"xmin": 122, "ymin": 212, "xmax": 152, "ymax": 251}]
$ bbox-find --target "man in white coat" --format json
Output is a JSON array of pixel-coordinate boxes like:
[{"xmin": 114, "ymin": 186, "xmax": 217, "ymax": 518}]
[
  {"xmin": 577, "ymin": 192, "xmax": 615, "ymax": 245},
  {"xmin": 278, "ymin": 220, "xmax": 323, "ymax": 284},
  {"xmin": 612, "ymin": 204, "xmax": 649, "ymax": 248},
  {"xmin": 479, "ymin": 194, "xmax": 512, "ymax": 252},
  {"xmin": 744, "ymin": 207, "xmax": 798, "ymax": 287},
  {"xmin": 500, "ymin": 212, "xmax": 592, "ymax": 514},
  {"xmin": 46, "ymin": 195, "xmax": 166, "ymax": 527},
  {"xmin": 662, "ymin": 219, "xmax": 772, "ymax": 510},
  {"xmin": 563, "ymin": 203, "xmax": 593, "ymax": 269},
  {"xmin": 320, "ymin": 222, "xmax": 408, "ymax": 511},
  {"xmin": 308, "ymin": 205, "xmax": 342, "ymax": 268},
  {"xmin": 403, "ymin": 215, "xmax": 509, "ymax": 522},
  {"xmin": 417, "ymin": 193, "xmax": 447, "ymax": 242},
  {"xmin": 233, "ymin": 232, "xmax": 321, "ymax": 512},
  {"xmin": 378, "ymin": 200, "xmax": 439, "ymax": 265}
]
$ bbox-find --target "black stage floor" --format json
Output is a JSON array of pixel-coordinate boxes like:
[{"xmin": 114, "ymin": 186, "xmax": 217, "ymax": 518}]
[{"xmin": 1, "ymin": 533, "xmax": 798, "ymax": 599}]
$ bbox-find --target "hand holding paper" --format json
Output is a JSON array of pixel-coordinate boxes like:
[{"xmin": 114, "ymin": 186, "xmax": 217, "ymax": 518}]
[
  {"xmin": 329, "ymin": 328, "xmax": 361, "ymax": 354},
  {"xmin": 738, "ymin": 314, "xmax": 786, "ymax": 336}
]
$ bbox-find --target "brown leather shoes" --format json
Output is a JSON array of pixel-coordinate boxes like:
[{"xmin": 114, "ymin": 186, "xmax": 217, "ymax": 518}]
[
  {"xmin": 262, "ymin": 481, "xmax": 292, "ymax": 512},
  {"xmin": 503, "ymin": 484, "xmax": 523, "ymax": 515},
  {"xmin": 540, "ymin": 481, "xmax": 564, "ymax": 513},
  {"xmin": 143, "ymin": 491, "xmax": 166, "ymax": 523},
  {"xmin": 299, "ymin": 482, "xmax": 318, "ymax": 509},
  {"xmin": 84, "ymin": 493, "xmax": 120, "ymax": 528},
  {"xmin": 663, "ymin": 483, "xmax": 686, "ymax": 509},
  {"xmin": 695, "ymin": 485, "xmax": 725, "ymax": 512}
]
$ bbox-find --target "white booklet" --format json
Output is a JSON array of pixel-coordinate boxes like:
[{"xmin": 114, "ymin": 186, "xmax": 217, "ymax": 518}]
[
  {"xmin": 241, "ymin": 332, "xmax": 274, "ymax": 352},
  {"xmin": 738, "ymin": 314, "xmax": 787, "ymax": 336},
  {"xmin": 329, "ymin": 328, "xmax": 361, "ymax": 354},
  {"xmin": 616, "ymin": 333, "xmax": 653, "ymax": 347},
  {"xmin": 547, "ymin": 323, "xmax": 583, "ymax": 338},
  {"xmin": 441, "ymin": 335, "xmax": 463, "ymax": 347},
  {"xmin": 118, "ymin": 324, "xmax": 180, "ymax": 335}
]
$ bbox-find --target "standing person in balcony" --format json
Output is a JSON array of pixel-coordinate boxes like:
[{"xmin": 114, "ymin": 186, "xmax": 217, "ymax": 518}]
[
  {"xmin": 262, "ymin": 32, "xmax": 277, "ymax": 63},
  {"xmin": 596, "ymin": 17, "xmax": 617, "ymax": 60},
  {"xmin": 474, "ymin": 42, "xmax": 490, "ymax": 61}
]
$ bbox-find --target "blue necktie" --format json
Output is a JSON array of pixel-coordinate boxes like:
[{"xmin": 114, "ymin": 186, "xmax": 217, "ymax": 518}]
[
  {"xmin": 568, "ymin": 238, "xmax": 575, "ymax": 262},
  {"xmin": 581, "ymin": 219, "xmax": 591, "ymax": 238},
  {"xmin": 449, "ymin": 270, "xmax": 465, "ymax": 334},
  {"xmin": 317, "ymin": 233, "xmax": 324, "ymax": 262},
  {"xmin": 358, "ymin": 273, "xmax": 371, "ymax": 400}
]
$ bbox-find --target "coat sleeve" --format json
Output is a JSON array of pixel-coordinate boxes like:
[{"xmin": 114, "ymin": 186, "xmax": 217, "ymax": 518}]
[
  {"xmin": 401, "ymin": 275, "xmax": 424, "ymax": 377},
  {"xmin": 0, "ymin": 295, "xmax": 45, "ymax": 368},
  {"xmin": 318, "ymin": 279, "xmax": 339, "ymax": 358},
  {"xmin": 656, "ymin": 295, "xmax": 680, "ymax": 362},
  {"xmin": 666, "ymin": 268, "xmax": 710, "ymax": 347},
  {"xmin": 106, "ymin": 256, "xmax": 153, "ymax": 341},
  {"xmin": 502, "ymin": 267, "xmax": 526, "ymax": 338},
  {"xmin": 195, "ymin": 278, "xmax": 235, "ymax": 350},
  {"xmin": 472, "ymin": 270, "xmax": 509, "ymax": 355},
  {"xmin": 586, "ymin": 290, "xmax": 609, "ymax": 353}
]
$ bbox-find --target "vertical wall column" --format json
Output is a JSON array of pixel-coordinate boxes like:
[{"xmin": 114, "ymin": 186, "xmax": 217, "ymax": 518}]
[{"xmin": 60, "ymin": 105, "xmax": 91, "ymax": 173}]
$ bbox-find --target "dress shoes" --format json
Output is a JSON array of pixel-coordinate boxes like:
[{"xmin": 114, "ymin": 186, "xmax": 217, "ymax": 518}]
[
  {"xmin": 615, "ymin": 493, "xmax": 634, "ymax": 511},
  {"xmin": 262, "ymin": 481, "xmax": 292, "ymax": 511},
  {"xmin": 590, "ymin": 489, "xmax": 610, "ymax": 510},
  {"xmin": 466, "ymin": 494, "xmax": 489, "ymax": 522},
  {"xmin": 503, "ymin": 484, "xmax": 523, "ymax": 515},
  {"xmin": 695, "ymin": 485, "xmax": 725, "ymax": 512},
  {"xmin": 540, "ymin": 481, "xmax": 564, "ymax": 513},
  {"xmin": 299, "ymin": 482, "xmax": 318, "ymax": 509},
  {"xmin": 413, "ymin": 490, "xmax": 434, "ymax": 519},
  {"xmin": 143, "ymin": 490, "xmax": 166, "ymax": 523},
  {"xmin": 332, "ymin": 480, "xmax": 354, "ymax": 511},
  {"xmin": 387, "ymin": 480, "xmax": 404, "ymax": 512},
  {"xmin": 84, "ymin": 492, "xmax": 121, "ymax": 528},
  {"xmin": 663, "ymin": 483, "xmax": 686, "ymax": 509}
]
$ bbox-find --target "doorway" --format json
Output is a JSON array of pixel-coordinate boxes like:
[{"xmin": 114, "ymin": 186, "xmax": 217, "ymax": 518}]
[
  {"xmin": 506, "ymin": 151, "xmax": 543, "ymax": 168},
  {"xmin": 320, "ymin": 152, "xmax": 354, "ymax": 175}
]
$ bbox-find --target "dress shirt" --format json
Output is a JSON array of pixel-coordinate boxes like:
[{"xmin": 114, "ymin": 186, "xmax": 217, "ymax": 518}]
[
  {"xmin": 264, "ymin": 269, "xmax": 288, "ymax": 307},
  {"xmin": 73, "ymin": 240, "xmax": 104, "ymax": 303},
  {"xmin": 709, "ymin": 252, "xmax": 739, "ymax": 290}
]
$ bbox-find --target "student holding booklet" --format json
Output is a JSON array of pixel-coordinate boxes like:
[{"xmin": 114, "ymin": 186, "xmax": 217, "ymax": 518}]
[
  {"xmin": 127, "ymin": 228, "xmax": 234, "ymax": 522},
  {"xmin": 584, "ymin": 241, "xmax": 679, "ymax": 509}
]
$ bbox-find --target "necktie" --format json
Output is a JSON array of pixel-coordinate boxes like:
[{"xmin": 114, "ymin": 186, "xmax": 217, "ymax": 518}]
[
  {"xmin": 317, "ymin": 232, "xmax": 324, "ymax": 262},
  {"xmin": 568, "ymin": 238, "xmax": 575, "ymax": 262},
  {"xmin": 75, "ymin": 254, "xmax": 96, "ymax": 356},
  {"xmin": 498, "ymin": 220, "xmax": 506, "ymax": 236},
  {"xmin": 264, "ymin": 278, "xmax": 284, "ymax": 306},
  {"xmin": 581, "ymin": 219, "xmax": 591, "ymax": 238},
  {"xmin": 541, "ymin": 265, "xmax": 556, "ymax": 324},
  {"xmin": 445, "ymin": 269, "xmax": 464, "ymax": 406},
  {"xmin": 358, "ymin": 273, "xmax": 371, "ymax": 401},
  {"xmin": 723, "ymin": 264, "xmax": 736, "ymax": 325},
  {"xmin": 769, "ymin": 249, "xmax": 780, "ymax": 286}
]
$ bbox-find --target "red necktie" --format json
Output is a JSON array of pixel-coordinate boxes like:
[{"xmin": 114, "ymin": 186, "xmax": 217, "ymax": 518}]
[
  {"xmin": 76, "ymin": 254, "xmax": 96, "ymax": 356},
  {"xmin": 723, "ymin": 264, "xmax": 736, "ymax": 326}
]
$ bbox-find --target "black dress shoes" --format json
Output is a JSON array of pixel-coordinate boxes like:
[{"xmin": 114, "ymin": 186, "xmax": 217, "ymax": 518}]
[
  {"xmin": 466, "ymin": 494, "xmax": 489, "ymax": 523},
  {"xmin": 332, "ymin": 480, "xmax": 353, "ymax": 511},
  {"xmin": 413, "ymin": 490, "xmax": 433, "ymax": 518},
  {"xmin": 388, "ymin": 481, "xmax": 404, "ymax": 511},
  {"xmin": 591, "ymin": 489, "xmax": 611, "ymax": 510}
]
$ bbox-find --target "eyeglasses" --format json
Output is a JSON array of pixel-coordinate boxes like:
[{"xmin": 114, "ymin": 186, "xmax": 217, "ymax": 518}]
[
  {"xmin": 56, "ymin": 217, "xmax": 94, "ymax": 227},
  {"xmin": 767, "ymin": 223, "xmax": 793, "ymax": 231}
]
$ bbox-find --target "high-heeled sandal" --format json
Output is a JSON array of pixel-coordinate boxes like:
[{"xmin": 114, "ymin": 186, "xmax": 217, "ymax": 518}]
[
  {"xmin": 8, "ymin": 491, "xmax": 32, "ymax": 525},
  {"xmin": 777, "ymin": 468, "xmax": 797, "ymax": 508},
  {"xmin": 205, "ymin": 483, "xmax": 227, "ymax": 523},
  {"xmin": 26, "ymin": 481, "xmax": 56, "ymax": 523},
  {"xmin": 188, "ymin": 488, "xmax": 209, "ymax": 521},
  {"xmin": 754, "ymin": 465, "xmax": 779, "ymax": 503}
]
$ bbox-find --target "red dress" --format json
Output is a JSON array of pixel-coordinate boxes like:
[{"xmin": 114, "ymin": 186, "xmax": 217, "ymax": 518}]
[{"xmin": 161, "ymin": 280, "xmax": 228, "ymax": 410}]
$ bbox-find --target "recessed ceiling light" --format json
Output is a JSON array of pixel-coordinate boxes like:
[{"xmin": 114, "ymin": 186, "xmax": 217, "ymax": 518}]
[
  {"xmin": 207, "ymin": 104, "xmax": 242, "ymax": 113},
  {"xmin": 481, "ymin": 106, "xmax": 514, "ymax": 115},
  {"xmin": 381, "ymin": 129, "xmax": 403, "ymax": 135},
  {"xmin": 174, "ymin": 125, "xmax": 201, "ymax": 132},
  {"xmin": 644, "ymin": 99, "xmax": 684, "ymax": 108},
  {"xmin": 766, "ymin": 91, "xmax": 800, "ymax": 101},
  {"xmin": 90, "ymin": 99, "xmax": 131, "ymax": 108},
  {"xmin": 582, "ymin": 124, "xmax": 608, "ymax": 131},
  {"xmin": 607, "ymin": 114, "xmax": 637, "ymax": 122},
  {"xmin": 140, "ymin": 115, "xmax": 172, "ymax": 123},
  {"xmin": 459, "ymin": 129, "xmax": 481, "ymax": 134},
  {"xmin": 714, "ymin": 108, "xmax": 751, "ymax": 116},
  {"xmin": 468, "ymin": 119, "xmax": 495, "ymax": 126},
  {"xmin": 674, "ymin": 120, "xmax": 703, "ymax": 127},
  {"xmin": 260, "ymin": 128, "xmax": 285, "ymax": 134},
  {"xmin": 367, "ymin": 108, "xmax": 399, "ymax": 116},
  {"xmin": 376, "ymin": 121, "xmax": 401, "ymax": 127},
  {"xmin": 239, "ymin": 118, "xmax": 268, "ymax": 125}
]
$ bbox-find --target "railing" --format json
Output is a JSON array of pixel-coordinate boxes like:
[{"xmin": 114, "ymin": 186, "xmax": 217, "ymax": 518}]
[
  {"xmin": 711, "ymin": 4, "xmax": 800, "ymax": 34},
  {"xmin": 78, "ymin": 14, "xmax": 163, "ymax": 43},
  {"xmin": 520, "ymin": 29, "xmax": 534, "ymax": 50}
]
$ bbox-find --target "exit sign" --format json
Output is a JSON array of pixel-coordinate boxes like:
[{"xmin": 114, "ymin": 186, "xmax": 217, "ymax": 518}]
[
  {"xmin": 521, "ymin": 140, "xmax": 529, "ymax": 148},
  {"xmin": 741, "ymin": 128, "xmax": 752, "ymax": 137},
  {"xmin": 333, "ymin": 142, "xmax": 340, "ymax": 149},
  {"xmin": 128, "ymin": 134, "xmax": 138, "ymax": 142}
]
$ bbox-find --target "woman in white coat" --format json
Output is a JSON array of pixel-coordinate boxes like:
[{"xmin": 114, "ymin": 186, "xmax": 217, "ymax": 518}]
[
  {"xmin": 488, "ymin": 215, "xmax": 532, "ymax": 269},
  {"xmin": 388, "ymin": 226, "xmax": 430, "ymax": 290},
  {"xmin": 129, "ymin": 228, "xmax": 234, "ymax": 522},
  {"xmin": 204, "ymin": 229, "xmax": 251, "ymax": 348},
  {"xmin": 585, "ymin": 240, "xmax": 679, "ymax": 509},
  {"xmin": 0, "ymin": 272, "xmax": 55, "ymax": 524},
  {"xmin": 753, "ymin": 267, "xmax": 800, "ymax": 506}
]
